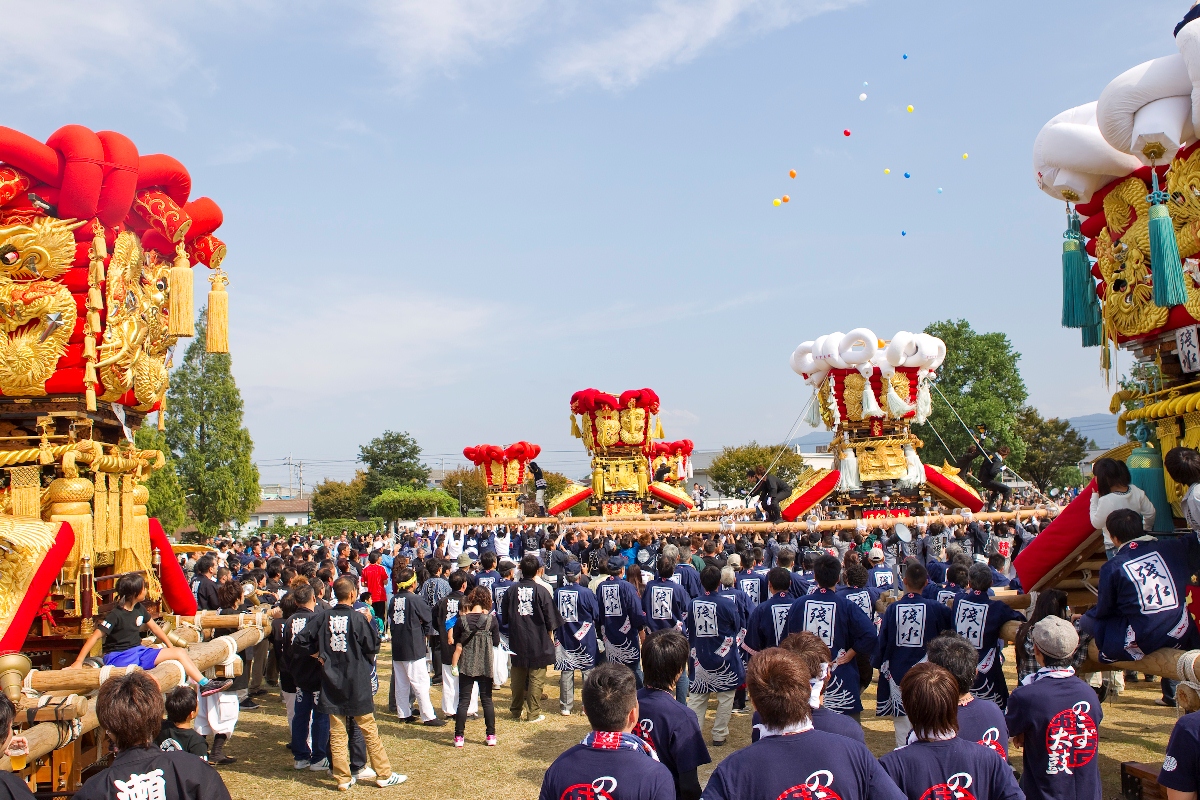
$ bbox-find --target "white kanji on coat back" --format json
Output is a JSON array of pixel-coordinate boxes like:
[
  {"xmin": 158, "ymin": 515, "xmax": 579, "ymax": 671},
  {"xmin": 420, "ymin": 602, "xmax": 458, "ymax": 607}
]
[
  {"xmin": 329, "ymin": 614, "xmax": 349, "ymax": 652},
  {"xmin": 114, "ymin": 769, "xmax": 167, "ymax": 800}
]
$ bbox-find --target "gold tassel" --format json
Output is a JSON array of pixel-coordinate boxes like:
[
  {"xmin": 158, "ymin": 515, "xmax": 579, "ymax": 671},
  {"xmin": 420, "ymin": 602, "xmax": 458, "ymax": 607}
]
[
  {"xmin": 654, "ymin": 418, "xmax": 664, "ymax": 439},
  {"xmin": 82, "ymin": 335, "xmax": 95, "ymax": 360},
  {"xmin": 168, "ymin": 244, "xmax": 195, "ymax": 337},
  {"xmin": 570, "ymin": 415, "xmax": 580, "ymax": 438},
  {"xmin": 91, "ymin": 221, "xmax": 107, "ymax": 261},
  {"xmin": 87, "ymin": 286, "xmax": 103, "ymax": 310},
  {"xmin": 92, "ymin": 472, "xmax": 109, "ymax": 553},
  {"xmin": 107, "ymin": 475, "xmax": 119, "ymax": 549},
  {"xmin": 206, "ymin": 270, "xmax": 229, "ymax": 353},
  {"xmin": 85, "ymin": 386, "xmax": 96, "ymax": 412},
  {"xmin": 7, "ymin": 465, "xmax": 40, "ymax": 518},
  {"xmin": 84, "ymin": 362, "xmax": 97, "ymax": 385},
  {"xmin": 158, "ymin": 398, "xmax": 166, "ymax": 431}
]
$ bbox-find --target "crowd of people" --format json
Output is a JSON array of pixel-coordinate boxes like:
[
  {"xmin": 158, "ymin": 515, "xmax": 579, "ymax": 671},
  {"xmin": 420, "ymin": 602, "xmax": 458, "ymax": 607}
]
[{"xmin": 11, "ymin": 447, "xmax": 1200, "ymax": 799}]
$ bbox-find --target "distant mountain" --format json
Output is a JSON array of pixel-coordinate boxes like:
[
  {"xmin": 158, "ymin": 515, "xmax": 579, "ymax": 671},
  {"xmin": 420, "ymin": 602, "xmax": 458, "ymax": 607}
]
[
  {"xmin": 789, "ymin": 430, "xmax": 834, "ymax": 449},
  {"xmin": 1067, "ymin": 413, "xmax": 1123, "ymax": 449}
]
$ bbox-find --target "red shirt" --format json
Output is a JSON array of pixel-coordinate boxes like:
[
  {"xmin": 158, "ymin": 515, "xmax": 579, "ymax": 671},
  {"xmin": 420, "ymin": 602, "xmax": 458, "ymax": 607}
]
[{"xmin": 362, "ymin": 564, "xmax": 388, "ymax": 603}]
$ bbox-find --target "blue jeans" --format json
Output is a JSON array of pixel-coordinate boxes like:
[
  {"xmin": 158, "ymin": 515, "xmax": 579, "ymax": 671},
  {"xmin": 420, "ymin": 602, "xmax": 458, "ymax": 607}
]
[
  {"xmin": 675, "ymin": 671, "xmax": 690, "ymax": 703},
  {"xmin": 290, "ymin": 687, "xmax": 330, "ymax": 763}
]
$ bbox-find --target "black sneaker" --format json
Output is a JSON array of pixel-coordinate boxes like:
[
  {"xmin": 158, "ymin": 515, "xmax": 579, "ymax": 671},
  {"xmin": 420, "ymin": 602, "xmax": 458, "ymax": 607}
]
[
  {"xmin": 200, "ymin": 679, "xmax": 233, "ymax": 697},
  {"xmin": 402, "ymin": 715, "xmax": 421, "ymax": 724},
  {"xmin": 1096, "ymin": 684, "xmax": 1109, "ymax": 704},
  {"xmin": 239, "ymin": 698, "xmax": 261, "ymax": 710},
  {"xmin": 423, "ymin": 718, "xmax": 447, "ymax": 727}
]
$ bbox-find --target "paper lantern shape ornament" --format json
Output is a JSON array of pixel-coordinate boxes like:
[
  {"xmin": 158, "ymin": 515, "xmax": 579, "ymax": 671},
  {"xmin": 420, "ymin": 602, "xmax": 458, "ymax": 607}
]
[{"xmin": 463, "ymin": 441, "xmax": 542, "ymax": 517}]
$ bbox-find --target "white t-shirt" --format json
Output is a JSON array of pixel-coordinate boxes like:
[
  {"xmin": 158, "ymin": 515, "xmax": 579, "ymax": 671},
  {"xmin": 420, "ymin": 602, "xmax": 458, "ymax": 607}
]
[
  {"xmin": 1089, "ymin": 485, "xmax": 1156, "ymax": 549},
  {"xmin": 446, "ymin": 532, "xmax": 464, "ymax": 559}
]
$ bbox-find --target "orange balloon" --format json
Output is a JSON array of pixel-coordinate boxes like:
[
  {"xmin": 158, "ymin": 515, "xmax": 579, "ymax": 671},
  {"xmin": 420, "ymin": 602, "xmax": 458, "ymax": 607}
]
[
  {"xmin": 789, "ymin": 170, "xmax": 797, "ymax": 179},
  {"xmin": 782, "ymin": 195, "xmax": 790, "ymax": 203}
]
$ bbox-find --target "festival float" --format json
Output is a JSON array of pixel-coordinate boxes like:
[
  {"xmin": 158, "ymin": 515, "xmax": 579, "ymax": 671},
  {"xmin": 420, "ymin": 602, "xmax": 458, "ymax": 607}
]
[
  {"xmin": 547, "ymin": 388, "xmax": 694, "ymax": 515},
  {"xmin": 0, "ymin": 125, "xmax": 262, "ymax": 793},
  {"xmin": 1019, "ymin": 7, "xmax": 1200, "ymax": 700},
  {"xmin": 461, "ymin": 441, "xmax": 541, "ymax": 517},
  {"xmin": 783, "ymin": 328, "xmax": 984, "ymax": 521}
]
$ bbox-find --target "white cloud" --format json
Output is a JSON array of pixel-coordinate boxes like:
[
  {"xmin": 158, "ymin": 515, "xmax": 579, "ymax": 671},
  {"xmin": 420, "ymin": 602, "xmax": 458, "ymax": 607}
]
[
  {"xmin": 360, "ymin": 0, "xmax": 546, "ymax": 85},
  {"xmin": 545, "ymin": 0, "xmax": 863, "ymax": 90},
  {"xmin": 0, "ymin": 2, "xmax": 193, "ymax": 98}
]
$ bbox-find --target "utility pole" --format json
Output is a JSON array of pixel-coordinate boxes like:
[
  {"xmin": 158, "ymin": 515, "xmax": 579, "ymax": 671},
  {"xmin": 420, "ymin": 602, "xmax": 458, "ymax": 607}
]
[
  {"xmin": 284, "ymin": 454, "xmax": 294, "ymax": 498},
  {"xmin": 298, "ymin": 461, "xmax": 304, "ymax": 499}
]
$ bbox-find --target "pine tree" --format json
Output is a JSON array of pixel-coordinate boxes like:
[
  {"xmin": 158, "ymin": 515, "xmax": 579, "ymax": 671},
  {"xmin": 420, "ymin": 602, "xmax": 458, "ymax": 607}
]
[
  {"xmin": 165, "ymin": 307, "xmax": 260, "ymax": 537},
  {"xmin": 134, "ymin": 425, "xmax": 187, "ymax": 536}
]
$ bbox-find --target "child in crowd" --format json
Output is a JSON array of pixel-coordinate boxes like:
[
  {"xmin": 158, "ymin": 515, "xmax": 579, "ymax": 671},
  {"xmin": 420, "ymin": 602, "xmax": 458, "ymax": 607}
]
[
  {"xmin": 1166, "ymin": 446, "xmax": 1200, "ymax": 533},
  {"xmin": 292, "ymin": 576, "xmax": 406, "ymax": 790},
  {"xmin": 68, "ymin": 575, "xmax": 231, "ymax": 697},
  {"xmin": 637, "ymin": 629, "xmax": 711, "ymax": 800},
  {"xmin": 538, "ymin": 664, "xmax": 674, "ymax": 800},
  {"xmin": 0, "ymin": 694, "xmax": 34, "ymax": 800},
  {"xmin": 155, "ymin": 686, "xmax": 209, "ymax": 760},
  {"xmin": 879, "ymin": 663, "xmax": 1022, "ymax": 800},
  {"xmin": 450, "ymin": 586, "xmax": 501, "ymax": 747},
  {"xmin": 702, "ymin": 649, "xmax": 903, "ymax": 800},
  {"xmin": 75, "ymin": 673, "xmax": 231, "ymax": 800},
  {"xmin": 1005, "ymin": 615, "xmax": 1103, "ymax": 800}
]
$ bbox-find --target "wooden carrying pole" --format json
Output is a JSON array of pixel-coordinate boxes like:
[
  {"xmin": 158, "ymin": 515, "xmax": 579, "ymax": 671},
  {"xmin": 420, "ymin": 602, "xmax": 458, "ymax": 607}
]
[
  {"xmin": 1, "ymin": 626, "xmax": 264, "ymax": 769},
  {"xmin": 568, "ymin": 509, "xmax": 1051, "ymax": 535}
]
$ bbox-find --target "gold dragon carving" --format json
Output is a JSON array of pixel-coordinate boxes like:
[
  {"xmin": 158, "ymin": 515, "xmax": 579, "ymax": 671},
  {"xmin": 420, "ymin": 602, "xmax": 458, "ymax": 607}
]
[
  {"xmin": 0, "ymin": 218, "xmax": 79, "ymax": 395},
  {"xmin": 619, "ymin": 403, "xmax": 646, "ymax": 446},
  {"xmin": 97, "ymin": 231, "xmax": 176, "ymax": 410},
  {"xmin": 1165, "ymin": 148, "xmax": 1200, "ymax": 323},
  {"xmin": 594, "ymin": 408, "xmax": 621, "ymax": 449},
  {"xmin": 1094, "ymin": 176, "xmax": 1168, "ymax": 337}
]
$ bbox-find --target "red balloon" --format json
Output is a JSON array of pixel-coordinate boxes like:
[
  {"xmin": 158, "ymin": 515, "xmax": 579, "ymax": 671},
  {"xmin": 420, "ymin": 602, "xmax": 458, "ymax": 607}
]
[{"xmin": 843, "ymin": 129, "xmax": 851, "ymax": 137}]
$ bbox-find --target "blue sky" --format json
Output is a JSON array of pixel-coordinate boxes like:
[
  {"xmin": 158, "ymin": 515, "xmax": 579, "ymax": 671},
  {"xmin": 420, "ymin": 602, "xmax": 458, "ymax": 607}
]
[{"xmin": 2, "ymin": 0, "xmax": 1184, "ymax": 487}]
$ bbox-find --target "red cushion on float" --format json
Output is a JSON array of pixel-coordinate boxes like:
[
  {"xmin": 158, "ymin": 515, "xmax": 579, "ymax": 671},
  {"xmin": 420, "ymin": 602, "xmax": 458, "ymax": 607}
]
[
  {"xmin": 46, "ymin": 125, "xmax": 104, "ymax": 223},
  {"xmin": 151, "ymin": 518, "xmax": 197, "ymax": 615},
  {"xmin": 923, "ymin": 465, "xmax": 985, "ymax": 513},
  {"xmin": 183, "ymin": 197, "xmax": 223, "ymax": 240},
  {"xmin": 0, "ymin": 522, "xmax": 75, "ymax": 652},
  {"xmin": 136, "ymin": 154, "xmax": 191, "ymax": 205},
  {"xmin": 648, "ymin": 481, "xmax": 694, "ymax": 509},
  {"xmin": 780, "ymin": 470, "xmax": 840, "ymax": 522},
  {"xmin": 1079, "ymin": 213, "xmax": 1107, "ymax": 240},
  {"xmin": 0, "ymin": 126, "xmax": 61, "ymax": 186},
  {"xmin": 1013, "ymin": 481, "xmax": 1096, "ymax": 591},
  {"xmin": 547, "ymin": 485, "xmax": 593, "ymax": 516},
  {"xmin": 96, "ymin": 130, "xmax": 140, "ymax": 227}
]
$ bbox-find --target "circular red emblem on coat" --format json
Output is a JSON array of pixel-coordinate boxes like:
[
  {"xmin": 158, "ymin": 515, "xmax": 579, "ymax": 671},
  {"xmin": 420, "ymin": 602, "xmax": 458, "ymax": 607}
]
[
  {"xmin": 1045, "ymin": 703, "xmax": 1098, "ymax": 771},
  {"xmin": 776, "ymin": 772, "xmax": 843, "ymax": 800},
  {"xmin": 917, "ymin": 773, "xmax": 976, "ymax": 800},
  {"xmin": 560, "ymin": 784, "xmax": 612, "ymax": 800}
]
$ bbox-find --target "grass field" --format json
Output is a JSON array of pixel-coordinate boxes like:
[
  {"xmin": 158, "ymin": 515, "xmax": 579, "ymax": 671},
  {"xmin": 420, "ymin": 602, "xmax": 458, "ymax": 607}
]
[{"xmin": 216, "ymin": 644, "xmax": 1177, "ymax": 798}]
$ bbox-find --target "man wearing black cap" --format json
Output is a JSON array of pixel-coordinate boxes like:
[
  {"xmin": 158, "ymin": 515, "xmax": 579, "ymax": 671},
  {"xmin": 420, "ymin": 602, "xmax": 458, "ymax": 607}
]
[
  {"xmin": 502, "ymin": 554, "xmax": 563, "ymax": 723},
  {"xmin": 599, "ymin": 555, "xmax": 649, "ymax": 686}
]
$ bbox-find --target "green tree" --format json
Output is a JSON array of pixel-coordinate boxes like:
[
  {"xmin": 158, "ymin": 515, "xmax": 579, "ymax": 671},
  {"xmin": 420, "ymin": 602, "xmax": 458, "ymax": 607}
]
[
  {"xmin": 359, "ymin": 430, "xmax": 429, "ymax": 497},
  {"xmin": 914, "ymin": 319, "xmax": 1028, "ymax": 474},
  {"xmin": 440, "ymin": 466, "xmax": 487, "ymax": 511},
  {"xmin": 165, "ymin": 307, "xmax": 260, "ymax": 538},
  {"xmin": 311, "ymin": 471, "xmax": 368, "ymax": 520},
  {"xmin": 1013, "ymin": 406, "xmax": 1090, "ymax": 493},
  {"xmin": 369, "ymin": 486, "xmax": 456, "ymax": 523},
  {"xmin": 134, "ymin": 425, "xmax": 187, "ymax": 537},
  {"xmin": 707, "ymin": 442, "xmax": 811, "ymax": 498}
]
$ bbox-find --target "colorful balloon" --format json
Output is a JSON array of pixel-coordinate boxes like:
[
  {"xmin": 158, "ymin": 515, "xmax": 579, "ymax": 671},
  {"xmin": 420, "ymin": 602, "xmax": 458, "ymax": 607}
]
[
  {"xmin": 782, "ymin": 195, "xmax": 790, "ymax": 203},
  {"xmin": 859, "ymin": 93, "xmax": 867, "ymax": 101},
  {"xmin": 863, "ymin": 81, "xmax": 868, "ymax": 86},
  {"xmin": 906, "ymin": 105, "xmax": 914, "ymax": 113},
  {"xmin": 937, "ymin": 188, "xmax": 943, "ymax": 193},
  {"xmin": 902, "ymin": 53, "xmax": 908, "ymax": 59},
  {"xmin": 843, "ymin": 129, "xmax": 851, "ymax": 136},
  {"xmin": 904, "ymin": 172, "xmax": 911, "ymax": 178},
  {"xmin": 901, "ymin": 230, "xmax": 907, "ymax": 235},
  {"xmin": 884, "ymin": 168, "xmax": 891, "ymax": 174},
  {"xmin": 773, "ymin": 199, "xmax": 781, "ymax": 206},
  {"xmin": 789, "ymin": 169, "xmax": 797, "ymax": 178},
  {"xmin": 962, "ymin": 153, "xmax": 969, "ymax": 159}
]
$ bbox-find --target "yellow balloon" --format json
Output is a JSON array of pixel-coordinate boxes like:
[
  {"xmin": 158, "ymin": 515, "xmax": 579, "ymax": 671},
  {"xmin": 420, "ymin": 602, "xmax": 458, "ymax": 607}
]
[
  {"xmin": 773, "ymin": 198, "xmax": 781, "ymax": 206},
  {"xmin": 907, "ymin": 105, "xmax": 914, "ymax": 113},
  {"xmin": 962, "ymin": 153, "xmax": 968, "ymax": 159},
  {"xmin": 884, "ymin": 168, "xmax": 891, "ymax": 174}
]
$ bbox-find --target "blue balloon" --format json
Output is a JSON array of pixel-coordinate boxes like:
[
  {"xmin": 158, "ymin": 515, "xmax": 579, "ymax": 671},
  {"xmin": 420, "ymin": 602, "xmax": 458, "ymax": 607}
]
[
  {"xmin": 904, "ymin": 172, "xmax": 911, "ymax": 178},
  {"xmin": 902, "ymin": 53, "xmax": 908, "ymax": 59},
  {"xmin": 901, "ymin": 230, "xmax": 907, "ymax": 236}
]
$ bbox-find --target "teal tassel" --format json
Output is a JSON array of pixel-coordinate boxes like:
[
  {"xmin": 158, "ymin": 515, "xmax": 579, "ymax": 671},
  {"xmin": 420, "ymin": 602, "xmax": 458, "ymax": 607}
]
[
  {"xmin": 1081, "ymin": 291, "xmax": 1103, "ymax": 347},
  {"xmin": 1061, "ymin": 210, "xmax": 1090, "ymax": 328},
  {"xmin": 1147, "ymin": 170, "xmax": 1188, "ymax": 307}
]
